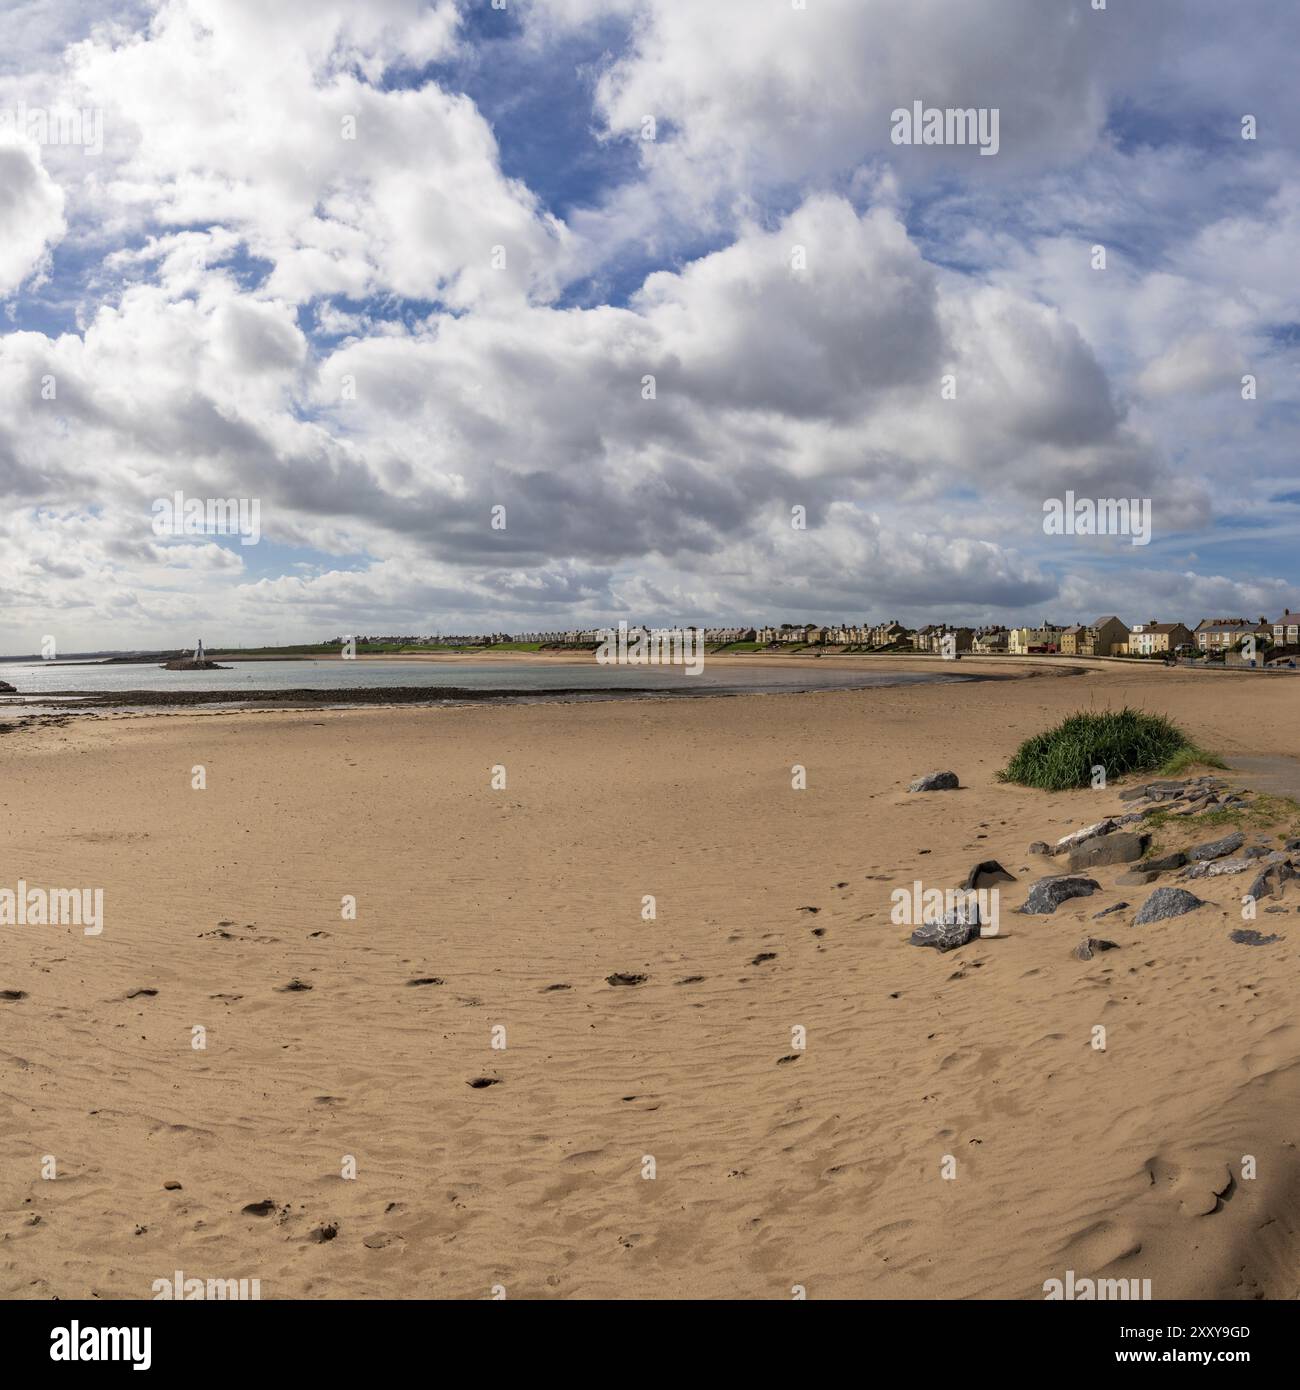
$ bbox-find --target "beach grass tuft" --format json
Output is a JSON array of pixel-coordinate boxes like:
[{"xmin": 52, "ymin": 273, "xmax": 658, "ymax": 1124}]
[{"xmin": 997, "ymin": 707, "xmax": 1218, "ymax": 791}]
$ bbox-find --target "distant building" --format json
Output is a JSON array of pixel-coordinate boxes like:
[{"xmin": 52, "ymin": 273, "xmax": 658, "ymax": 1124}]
[
  {"xmin": 1081, "ymin": 615, "xmax": 1129, "ymax": 657},
  {"xmin": 1195, "ymin": 620, "xmax": 1269, "ymax": 653},
  {"xmin": 1128, "ymin": 620, "xmax": 1193, "ymax": 656},
  {"xmin": 972, "ymin": 629, "xmax": 1008, "ymax": 654},
  {"xmin": 1271, "ymin": 610, "xmax": 1300, "ymax": 648}
]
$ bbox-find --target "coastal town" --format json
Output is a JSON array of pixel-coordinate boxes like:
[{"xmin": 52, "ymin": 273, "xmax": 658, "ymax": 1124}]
[{"xmin": 346, "ymin": 611, "xmax": 1300, "ymax": 665}]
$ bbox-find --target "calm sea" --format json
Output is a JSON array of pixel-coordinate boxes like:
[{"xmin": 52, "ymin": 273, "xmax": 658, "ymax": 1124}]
[{"xmin": 0, "ymin": 657, "xmax": 971, "ymax": 712}]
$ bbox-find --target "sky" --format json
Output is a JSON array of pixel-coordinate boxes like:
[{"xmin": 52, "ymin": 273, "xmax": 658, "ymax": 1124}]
[{"xmin": 1, "ymin": 0, "xmax": 1298, "ymax": 652}]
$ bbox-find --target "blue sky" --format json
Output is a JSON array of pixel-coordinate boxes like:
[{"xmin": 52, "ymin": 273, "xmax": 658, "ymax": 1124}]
[{"xmin": 1, "ymin": 0, "xmax": 1298, "ymax": 651}]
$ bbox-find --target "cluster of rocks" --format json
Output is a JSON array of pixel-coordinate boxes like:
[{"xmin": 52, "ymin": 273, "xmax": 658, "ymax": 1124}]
[
  {"xmin": 906, "ymin": 771, "xmax": 1296, "ymax": 955},
  {"xmin": 0, "ymin": 680, "xmax": 16, "ymax": 694}
]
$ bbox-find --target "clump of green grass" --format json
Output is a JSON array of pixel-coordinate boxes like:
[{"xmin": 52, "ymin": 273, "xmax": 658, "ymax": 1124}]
[
  {"xmin": 997, "ymin": 707, "xmax": 1212, "ymax": 791},
  {"xmin": 1159, "ymin": 746, "xmax": 1227, "ymax": 777}
]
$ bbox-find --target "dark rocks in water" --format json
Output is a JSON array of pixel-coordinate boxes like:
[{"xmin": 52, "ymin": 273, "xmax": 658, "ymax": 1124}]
[
  {"xmin": 606, "ymin": 972, "xmax": 647, "ymax": 986},
  {"xmin": 1144, "ymin": 851, "xmax": 1186, "ymax": 873},
  {"xmin": 1116, "ymin": 870, "xmax": 1157, "ymax": 886},
  {"xmin": 909, "ymin": 918, "xmax": 978, "ymax": 952},
  {"xmin": 1018, "ymin": 876, "xmax": 1101, "ymax": 914},
  {"xmin": 1067, "ymin": 830, "xmax": 1148, "ymax": 872},
  {"xmin": 160, "ymin": 659, "xmax": 232, "ymax": 670},
  {"xmin": 1133, "ymin": 887, "xmax": 1206, "ymax": 925},
  {"xmin": 908, "ymin": 770, "xmax": 960, "ymax": 793},
  {"xmin": 963, "ymin": 860, "xmax": 1016, "ymax": 890},
  {"xmin": 1092, "ymin": 902, "xmax": 1129, "ymax": 919},
  {"xmin": 1073, "ymin": 937, "xmax": 1120, "ymax": 961},
  {"xmin": 1230, "ymin": 929, "xmax": 1280, "ymax": 947},
  {"xmin": 1186, "ymin": 830, "xmax": 1245, "ymax": 862},
  {"xmin": 0, "ymin": 680, "xmax": 16, "ymax": 694}
]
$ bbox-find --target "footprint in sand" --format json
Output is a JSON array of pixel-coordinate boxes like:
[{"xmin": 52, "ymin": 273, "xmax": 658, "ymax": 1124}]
[
  {"xmin": 467, "ymin": 1076, "xmax": 502, "ymax": 1089},
  {"xmin": 125, "ymin": 988, "xmax": 158, "ymax": 999},
  {"xmin": 276, "ymin": 979, "xmax": 313, "ymax": 992},
  {"xmin": 675, "ymin": 976, "xmax": 705, "ymax": 985},
  {"xmin": 1, "ymin": 989, "xmax": 27, "ymax": 1001},
  {"xmin": 750, "ymin": 952, "xmax": 777, "ymax": 965},
  {"xmin": 405, "ymin": 977, "xmax": 444, "ymax": 986},
  {"xmin": 242, "ymin": 1199, "xmax": 278, "ymax": 1217},
  {"xmin": 541, "ymin": 983, "xmax": 571, "ymax": 992},
  {"xmin": 606, "ymin": 973, "xmax": 647, "ymax": 987}
]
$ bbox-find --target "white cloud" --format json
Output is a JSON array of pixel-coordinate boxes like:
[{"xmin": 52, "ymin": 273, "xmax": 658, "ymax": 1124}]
[{"xmin": 0, "ymin": 137, "xmax": 66, "ymax": 294}]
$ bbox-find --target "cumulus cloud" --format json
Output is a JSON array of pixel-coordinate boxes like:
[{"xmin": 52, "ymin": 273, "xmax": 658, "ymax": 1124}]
[
  {"xmin": 0, "ymin": 0, "xmax": 1297, "ymax": 650},
  {"xmin": 0, "ymin": 138, "xmax": 66, "ymax": 294}
]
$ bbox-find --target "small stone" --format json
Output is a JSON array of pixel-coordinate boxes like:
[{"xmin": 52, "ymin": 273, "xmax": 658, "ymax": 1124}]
[
  {"xmin": 1144, "ymin": 851, "xmax": 1186, "ymax": 872},
  {"xmin": 963, "ymin": 859, "xmax": 1016, "ymax": 890},
  {"xmin": 1181, "ymin": 856, "xmax": 1253, "ymax": 880},
  {"xmin": 1073, "ymin": 937, "xmax": 1120, "ymax": 961},
  {"xmin": 1133, "ymin": 887, "xmax": 1206, "ymax": 925},
  {"xmin": 606, "ymin": 972, "xmax": 647, "ymax": 986},
  {"xmin": 1230, "ymin": 929, "xmax": 1280, "ymax": 946},
  {"xmin": 1187, "ymin": 830, "xmax": 1245, "ymax": 862},
  {"xmin": 1092, "ymin": 902, "xmax": 1129, "ymax": 918},
  {"xmin": 1027, "ymin": 842, "xmax": 1051, "ymax": 856},
  {"xmin": 908, "ymin": 770, "xmax": 960, "ymax": 792},
  {"xmin": 1053, "ymin": 819, "xmax": 1116, "ymax": 852},
  {"xmin": 163, "ymin": 1181, "xmax": 183, "ymax": 1191},
  {"xmin": 1018, "ymin": 876, "xmax": 1101, "ymax": 914}
]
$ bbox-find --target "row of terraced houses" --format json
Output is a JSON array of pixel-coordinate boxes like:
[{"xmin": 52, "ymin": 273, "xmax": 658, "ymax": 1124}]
[{"xmin": 511, "ymin": 611, "xmax": 1300, "ymax": 661}]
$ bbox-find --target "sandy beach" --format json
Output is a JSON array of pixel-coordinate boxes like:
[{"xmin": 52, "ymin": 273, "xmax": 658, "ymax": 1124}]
[{"xmin": 2, "ymin": 658, "xmax": 1299, "ymax": 1300}]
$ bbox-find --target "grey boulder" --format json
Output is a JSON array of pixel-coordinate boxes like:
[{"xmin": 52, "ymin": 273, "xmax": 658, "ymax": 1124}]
[
  {"xmin": 909, "ymin": 917, "xmax": 978, "ymax": 952},
  {"xmin": 1018, "ymin": 876, "xmax": 1101, "ymax": 914},
  {"xmin": 1187, "ymin": 831, "xmax": 1245, "ymax": 862},
  {"xmin": 1067, "ymin": 831, "xmax": 1148, "ymax": 872},
  {"xmin": 1133, "ymin": 887, "xmax": 1206, "ymax": 925},
  {"xmin": 909, "ymin": 771, "xmax": 960, "ymax": 793}
]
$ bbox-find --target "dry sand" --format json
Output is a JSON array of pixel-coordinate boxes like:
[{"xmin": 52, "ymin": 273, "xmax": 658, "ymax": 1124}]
[{"xmin": 2, "ymin": 659, "xmax": 1299, "ymax": 1299}]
